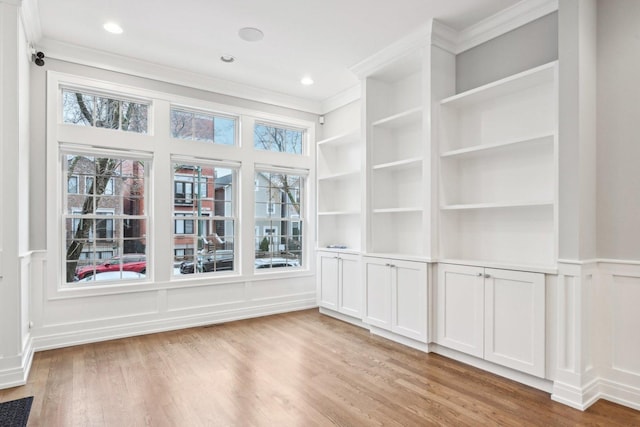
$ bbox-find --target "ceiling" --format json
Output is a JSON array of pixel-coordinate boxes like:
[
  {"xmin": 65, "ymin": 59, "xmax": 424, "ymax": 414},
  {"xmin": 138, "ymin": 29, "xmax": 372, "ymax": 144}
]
[{"xmin": 35, "ymin": 0, "xmax": 520, "ymax": 104}]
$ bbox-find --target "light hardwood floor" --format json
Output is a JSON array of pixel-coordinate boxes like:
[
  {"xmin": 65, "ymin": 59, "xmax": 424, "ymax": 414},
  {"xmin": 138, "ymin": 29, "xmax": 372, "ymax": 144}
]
[{"xmin": 1, "ymin": 309, "xmax": 638, "ymax": 426}]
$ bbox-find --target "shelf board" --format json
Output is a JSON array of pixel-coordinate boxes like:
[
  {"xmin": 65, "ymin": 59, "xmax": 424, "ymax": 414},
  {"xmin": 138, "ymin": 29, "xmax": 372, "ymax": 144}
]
[
  {"xmin": 371, "ymin": 107, "xmax": 422, "ymax": 129},
  {"xmin": 317, "ymin": 129, "xmax": 360, "ymax": 147},
  {"xmin": 372, "ymin": 157, "xmax": 422, "ymax": 171},
  {"xmin": 316, "ymin": 247, "xmax": 361, "ymax": 255},
  {"xmin": 372, "ymin": 207, "xmax": 422, "ymax": 214},
  {"xmin": 440, "ymin": 61, "xmax": 556, "ymax": 108},
  {"xmin": 318, "ymin": 170, "xmax": 360, "ymax": 181},
  {"xmin": 439, "ymin": 259, "xmax": 558, "ymax": 275},
  {"xmin": 440, "ymin": 134, "xmax": 554, "ymax": 159},
  {"xmin": 440, "ymin": 201, "xmax": 553, "ymax": 211},
  {"xmin": 317, "ymin": 210, "xmax": 360, "ymax": 216},
  {"xmin": 363, "ymin": 252, "xmax": 433, "ymax": 263}
]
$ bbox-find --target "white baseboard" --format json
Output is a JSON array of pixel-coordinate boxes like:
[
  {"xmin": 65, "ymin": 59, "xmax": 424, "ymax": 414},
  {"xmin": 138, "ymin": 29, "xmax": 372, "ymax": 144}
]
[
  {"xmin": 318, "ymin": 307, "xmax": 367, "ymax": 329},
  {"xmin": 0, "ymin": 336, "xmax": 34, "ymax": 390},
  {"xmin": 33, "ymin": 298, "xmax": 316, "ymax": 352},
  {"xmin": 368, "ymin": 326, "xmax": 429, "ymax": 352},
  {"xmin": 551, "ymin": 378, "xmax": 600, "ymax": 410},
  {"xmin": 599, "ymin": 378, "xmax": 640, "ymax": 411},
  {"xmin": 431, "ymin": 344, "xmax": 553, "ymax": 393}
]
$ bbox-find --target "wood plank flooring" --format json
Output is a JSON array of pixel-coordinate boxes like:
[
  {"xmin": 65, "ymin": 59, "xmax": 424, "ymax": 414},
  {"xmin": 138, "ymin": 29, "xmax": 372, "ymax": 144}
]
[{"xmin": 1, "ymin": 309, "xmax": 638, "ymax": 426}]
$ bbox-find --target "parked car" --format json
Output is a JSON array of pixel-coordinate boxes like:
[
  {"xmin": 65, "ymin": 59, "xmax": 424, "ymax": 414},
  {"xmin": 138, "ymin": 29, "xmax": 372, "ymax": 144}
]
[
  {"xmin": 179, "ymin": 251, "xmax": 234, "ymax": 274},
  {"xmin": 254, "ymin": 257, "xmax": 300, "ymax": 269},
  {"xmin": 78, "ymin": 271, "xmax": 145, "ymax": 282},
  {"xmin": 75, "ymin": 254, "xmax": 146, "ymax": 280}
]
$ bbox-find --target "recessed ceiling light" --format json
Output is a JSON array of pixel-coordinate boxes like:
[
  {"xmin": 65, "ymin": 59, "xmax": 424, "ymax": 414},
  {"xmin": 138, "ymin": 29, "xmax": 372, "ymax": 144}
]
[
  {"xmin": 220, "ymin": 55, "xmax": 235, "ymax": 63},
  {"xmin": 238, "ymin": 27, "xmax": 264, "ymax": 42},
  {"xmin": 103, "ymin": 22, "xmax": 123, "ymax": 34},
  {"xmin": 301, "ymin": 76, "xmax": 314, "ymax": 86}
]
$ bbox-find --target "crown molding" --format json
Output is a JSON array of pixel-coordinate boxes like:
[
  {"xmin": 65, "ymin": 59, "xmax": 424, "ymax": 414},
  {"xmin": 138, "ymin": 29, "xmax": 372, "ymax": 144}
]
[
  {"xmin": 37, "ymin": 38, "xmax": 323, "ymax": 114},
  {"xmin": 20, "ymin": 0, "xmax": 41, "ymax": 43},
  {"xmin": 456, "ymin": 0, "xmax": 558, "ymax": 53},
  {"xmin": 349, "ymin": 22, "xmax": 431, "ymax": 79},
  {"xmin": 431, "ymin": 20, "xmax": 459, "ymax": 54},
  {"xmin": 320, "ymin": 83, "xmax": 361, "ymax": 115}
]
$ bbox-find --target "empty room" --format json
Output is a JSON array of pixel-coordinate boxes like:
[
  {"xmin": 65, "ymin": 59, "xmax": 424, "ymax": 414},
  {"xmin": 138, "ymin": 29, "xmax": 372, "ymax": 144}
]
[{"xmin": 1, "ymin": 0, "xmax": 639, "ymax": 425}]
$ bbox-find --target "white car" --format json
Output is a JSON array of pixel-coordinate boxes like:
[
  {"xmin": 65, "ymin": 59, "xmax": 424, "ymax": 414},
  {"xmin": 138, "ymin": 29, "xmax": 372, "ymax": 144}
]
[
  {"xmin": 78, "ymin": 271, "xmax": 145, "ymax": 282},
  {"xmin": 254, "ymin": 257, "xmax": 300, "ymax": 269}
]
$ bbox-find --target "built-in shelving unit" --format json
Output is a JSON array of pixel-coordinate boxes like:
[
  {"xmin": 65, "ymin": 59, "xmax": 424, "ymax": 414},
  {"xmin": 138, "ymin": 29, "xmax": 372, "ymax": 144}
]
[
  {"xmin": 438, "ymin": 61, "xmax": 558, "ymax": 269},
  {"xmin": 364, "ymin": 49, "xmax": 427, "ymax": 257},
  {"xmin": 317, "ymin": 128, "xmax": 362, "ymax": 250}
]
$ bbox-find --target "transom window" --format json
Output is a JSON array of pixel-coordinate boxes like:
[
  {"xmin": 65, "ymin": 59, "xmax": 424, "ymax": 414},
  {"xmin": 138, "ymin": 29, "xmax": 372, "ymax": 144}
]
[
  {"xmin": 254, "ymin": 122, "xmax": 304, "ymax": 154},
  {"xmin": 62, "ymin": 89, "xmax": 148, "ymax": 133},
  {"xmin": 170, "ymin": 107, "xmax": 236, "ymax": 145}
]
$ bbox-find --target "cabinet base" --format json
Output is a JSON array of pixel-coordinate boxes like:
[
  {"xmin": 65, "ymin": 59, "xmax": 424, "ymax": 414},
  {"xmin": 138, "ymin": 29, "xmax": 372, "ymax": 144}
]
[
  {"xmin": 318, "ymin": 307, "xmax": 367, "ymax": 329},
  {"xmin": 429, "ymin": 343, "xmax": 553, "ymax": 393}
]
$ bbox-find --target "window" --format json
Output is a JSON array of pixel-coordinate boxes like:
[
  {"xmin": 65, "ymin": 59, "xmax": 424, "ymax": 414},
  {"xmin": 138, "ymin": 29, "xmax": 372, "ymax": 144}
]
[
  {"xmin": 173, "ymin": 162, "xmax": 236, "ymax": 276},
  {"xmin": 254, "ymin": 122, "xmax": 304, "ymax": 154},
  {"xmin": 174, "ymin": 175, "xmax": 207, "ymax": 205},
  {"xmin": 68, "ymin": 176, "xmax": 78, "ymax": 194},
  {"xmin": 62, "ymin": 89, "xmax": 148, "ymax": 133},
  {"xmin": 170, "ymin": 107, "xmax": 236, "ymax": 145},
  {"xmin": 63, "ymin": 152, "xmax": 148, "ymax": 283},
  {"xmin": 254, "ymin": 170, "xmax": 304, "ymax": 270},
  {"xmin": 174, "ymin": 213, "xmax": 194, "ymax": 234}
]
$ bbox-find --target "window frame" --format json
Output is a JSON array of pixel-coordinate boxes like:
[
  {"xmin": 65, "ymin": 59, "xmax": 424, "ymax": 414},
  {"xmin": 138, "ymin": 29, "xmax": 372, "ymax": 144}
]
[
  {"xmin": 171, "ymin": 159, "xmax": 240, "ymax": 279},
  {"xmin": 253, "ymin": 166, "xmax": 307, "ymax": 273},
  {"xmin": 46, "ymin": 71, "xmax": 316, "ymax": 300}
]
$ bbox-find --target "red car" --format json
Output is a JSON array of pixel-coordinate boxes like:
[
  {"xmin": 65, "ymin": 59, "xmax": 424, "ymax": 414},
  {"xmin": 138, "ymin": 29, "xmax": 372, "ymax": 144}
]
[{"xmin": 75, "ymin": 254, "xmax": 146, "ymax": 280}]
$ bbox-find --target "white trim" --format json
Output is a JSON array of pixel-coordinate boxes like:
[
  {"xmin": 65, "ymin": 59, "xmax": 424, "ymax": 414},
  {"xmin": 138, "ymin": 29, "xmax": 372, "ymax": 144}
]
[
  {"xmin": 456, "ymin": 0, "xmax": 558, "ymax": 54},
  {"xmin": 32, "ymin": 296, "xmax": 316, "ymax": 352},
  {"xmin": 320, "ymin": 84, "xmax": 361, "ymax": 115},
  {"xmin": 20, "ymin": 0, "xmax": 42, "ymax": 43},
  {"xmin": 37, "ymin": 38, "xmax": 323, "ymax": 114},
  {"xmin": 431, "ymin": 20, "xmax": 459, "ymax": 53},
  {"xmin": 349, "ymin": 23, "xmax": 431, "ymax": 79},
  {"xmin": 0, "ymin": 335, "xmax": 34, "ymax": 390}
]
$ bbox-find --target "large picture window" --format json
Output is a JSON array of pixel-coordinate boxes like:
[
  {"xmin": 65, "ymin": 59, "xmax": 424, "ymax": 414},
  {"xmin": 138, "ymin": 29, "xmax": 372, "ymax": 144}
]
[
  {"xmin": 173, "ymin": 162, "xmax": 237, "ymax": 276},
  {"xmin": 52, "ymin": 75, "xmax": 313, "ymax": 294},
  {"xmin": 254, "ymin": 170, "xmax": 304, "ymax": 270},
  {"xmin": 63, "ymin": 152, "xmax": 148, "ymax": 283}
]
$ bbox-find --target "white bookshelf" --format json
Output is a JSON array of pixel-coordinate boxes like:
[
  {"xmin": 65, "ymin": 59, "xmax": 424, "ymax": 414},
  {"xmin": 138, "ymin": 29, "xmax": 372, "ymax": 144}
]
[
  {"xmin": 438, "ymin": 62, "xmax": 558, "ymax": 268},
  {"xmin": 317, "ymin": 128, "xmax": 362, "ymax": 250},
  {"xmin": 363, "ymin": 49, "xmax": 427, "ymax": 257}
]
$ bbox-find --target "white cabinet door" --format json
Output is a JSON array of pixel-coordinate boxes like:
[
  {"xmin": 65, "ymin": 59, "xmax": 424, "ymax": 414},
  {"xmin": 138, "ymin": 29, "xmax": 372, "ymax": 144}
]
[
  {"xmin": 317, "ymin": 252, "xmax": 339, "ymax": 310},
  {"xmin": 484, "ymin": 268, "xmax": 545, "ymax": 377},
  {"xmin": 436, "ymin": 263, "xmax": 485, "ymax": 358},
  {"xmin": 338, "ymin": 253, "xmax": 362, "ymax": 318},
  {"xmin": 364, "ymin": 258, "xmax": 392, "ymax": 330},
  {"xmin": 392, "ymin": 259, "xmax": 428, "ymax": 342}
]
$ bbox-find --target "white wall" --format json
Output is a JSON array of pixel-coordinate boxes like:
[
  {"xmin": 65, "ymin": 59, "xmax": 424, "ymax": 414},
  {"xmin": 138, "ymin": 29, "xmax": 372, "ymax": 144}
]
[
  {"xmin": 25, "ymin": 56, "xmax": 319, "ymax": 354},
  {"xmin": 596, "ymin": 0, "xmax": 640, "ymax": 261},
  {"xmin": 0, "ymin": 0, "xmax": 33, "ymax": 389},
  {"xmin": 456, "ymin": 12, "xmax": 558, "ymax": 93}
]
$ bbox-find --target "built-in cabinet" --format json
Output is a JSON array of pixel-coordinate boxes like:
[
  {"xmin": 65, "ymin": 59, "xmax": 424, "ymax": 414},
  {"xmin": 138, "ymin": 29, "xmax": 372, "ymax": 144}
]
[
  {"xmin": 363, "ymin": 50, "xmax": 428, "ymax": 257},
  {"xmin": 436, "ymin": 263, "xmax": 545, "ymax": 377},
  {"xmin": 317, "ymin": 251, "xmax": 362, "ymax": 318},
  {"xmin": 317, "ymin": 21, "xmax": 557, "ymax": 392},
  {"xmin": 363, "ymin": 256, "xmax": 427, "ymax": 342},
  {"xmin": 438, "ymin": 62, "xmax": 558, "ymax": 270},
  {"xmin": 317, "ymin": 129, "xmax": 362, "ymax": 251}
]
